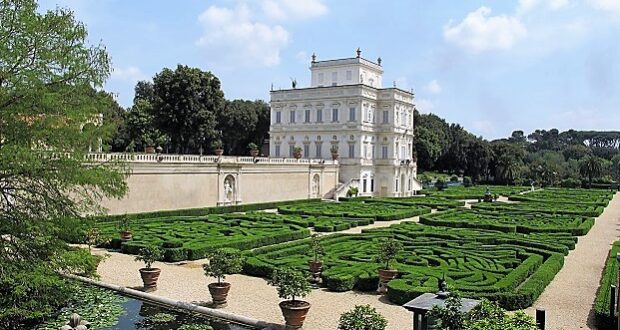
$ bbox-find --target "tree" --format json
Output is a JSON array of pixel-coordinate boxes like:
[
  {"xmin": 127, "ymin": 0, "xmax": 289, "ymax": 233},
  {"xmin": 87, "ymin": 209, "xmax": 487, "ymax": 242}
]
[
  {"xmin": 0, "ymin": 1, "xmax": 127, "ymax": 326},
  {"xmin": 338, "ymin": 305, "xmax": 388, "ymax": 330},
  {"xmin": 218, "ymin": 100, "xmax": 259, "ymax": 155},
  {"xmin": 463, "ymin": 138, "xmax": 493, "ymax": 183},
  {"xmin": 611, "ymin": 153, "xmax": 620, "ymax": 181},
  {"xmin": 151, "ymin": 65, "xmax": 224, "ymax": 154},
  {"xmin": 125, "ymin": 99, "xmax": 166, "ymax": 152},
  {"xmin": 491, "ymin": 141, "xmax": 525, "ymax": 184},
  {"xmin": 580, "ymin": 155, "xmax": 604, "ymax": 188}
]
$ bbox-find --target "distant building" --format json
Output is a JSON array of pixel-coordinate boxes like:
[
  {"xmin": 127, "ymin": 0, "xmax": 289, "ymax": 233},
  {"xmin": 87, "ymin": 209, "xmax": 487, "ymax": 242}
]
[{"xmin": 269, "ymin": 49, "xmax": 421, "ymax": 197}]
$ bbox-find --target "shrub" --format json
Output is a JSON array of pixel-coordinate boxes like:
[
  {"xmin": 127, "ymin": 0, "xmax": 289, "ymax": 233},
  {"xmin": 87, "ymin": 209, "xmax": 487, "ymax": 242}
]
[
  {"xmin": 268, "ymin": 268, "xmax": 312, "ymax": 303},
  {"xmin": 594, "ymin": 240, "xmax": 620, "ymax": 328},
  {"xmin": 346, "ymin": 186, "xmax": 359, "ymax": 198},
  {"xmin": 338, "ymin": 305, "xmax": 388, "ymax": 330},
  {"xmin": 203, "ymin": 248, "xmax": 243, "ymax": 284},
  {"xmin": 560, "ymin": 178, "xmax": 581, "ymax": 188},
  {"xmin": 309, "ymin": 234, "xmax": 324, "ymax": 262},
  {"xmin": 463, "ymin": 176, "xmax": 473, "ymax": 187},
  {"xmin": 135, "ymin": 245, "xmax": 162, "ymax": 269},
  {"xmin": 376, "ymin": 238, "xmax": 403, "ymax": 270},
  {"xmin": 435, "ymin": 178, "xmax": 447, "ymax": 190},
  {"xmin": 247, "ymin": 142, "xmax": 258, "ymax": 150},
  {"xmin": 450, "ymin": 175, "xmax": 459, "ymax": 183}
]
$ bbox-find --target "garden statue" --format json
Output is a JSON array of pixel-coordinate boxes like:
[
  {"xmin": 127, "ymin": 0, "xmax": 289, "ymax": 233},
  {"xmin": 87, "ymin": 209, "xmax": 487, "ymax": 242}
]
[{"xmin": 223, "ymin": 178, "xmax": 234, "ymax": 203}]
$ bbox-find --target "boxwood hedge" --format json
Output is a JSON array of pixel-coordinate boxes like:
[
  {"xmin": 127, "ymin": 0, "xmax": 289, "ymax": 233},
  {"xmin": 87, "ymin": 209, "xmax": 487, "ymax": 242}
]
[{"xmin": 594, "ymin": 240, "xmax": 620, "ymax": 329}]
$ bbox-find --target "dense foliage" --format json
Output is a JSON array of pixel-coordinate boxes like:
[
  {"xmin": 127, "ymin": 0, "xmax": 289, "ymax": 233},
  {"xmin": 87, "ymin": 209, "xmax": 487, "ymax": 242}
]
[
  {"xmin": 203, "ymin": 248, "xmax": 243, "ymax": 284},
  {"xmin": 415, "ymin": 110, "xmax": 620, "ymax": 188},
  {"xmin": 593, "ymin": 240, "xmax": 620, "ymax": 329},
  {"xmin": 0, "ymin": 1, "xmax": 127, "ymax": 327}
]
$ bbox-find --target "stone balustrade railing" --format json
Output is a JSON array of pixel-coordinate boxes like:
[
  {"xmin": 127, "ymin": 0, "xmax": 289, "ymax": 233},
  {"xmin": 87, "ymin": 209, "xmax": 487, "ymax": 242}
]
[{"xmin": 85, "ymin": 152, "xmax": 337, "ymax": 165}]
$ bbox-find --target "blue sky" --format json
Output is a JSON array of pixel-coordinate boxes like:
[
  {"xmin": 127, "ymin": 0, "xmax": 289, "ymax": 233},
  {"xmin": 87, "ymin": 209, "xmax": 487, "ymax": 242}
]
[{"xmin": 39, "ymin": 0, "xmax": 620, "ymax": 139}]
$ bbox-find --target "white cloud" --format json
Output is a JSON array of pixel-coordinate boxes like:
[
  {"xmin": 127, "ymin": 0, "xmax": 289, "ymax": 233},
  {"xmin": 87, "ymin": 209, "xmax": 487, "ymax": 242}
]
[
  {"xmin": 588, "ymin": 0, "xmax": 620, "ymax": 13},
  {"xmin": 443, "ymin": 6, "xmax": 527, "ymax": 53},
  {"xmin": 261, "ymin": 0, "xmax": 327, "ymax": 20},
  {"xmin": 296, "ymin": 50, "xmax": 309, "ymax": 63},
  {"xmin": 197, "ymin": 3, "xmax": 289, "ymax": 67},
  {"xmin": 111, "ymin": 66, "xmax": 145, "ymax": 82},
  {"xmin": 425, "ymin": 80, "xmax": 442, "ymax": 95},
  {"xmin": 196, "ymin": 1, "xmax": 327, "ymax": 68},
  {"xmin": 415, "ymin": 98, "xmax": 434, "ymax": 113},
  {"xmin": 517, "ymin": 0, "xmax": 569, "ymax": 14}
]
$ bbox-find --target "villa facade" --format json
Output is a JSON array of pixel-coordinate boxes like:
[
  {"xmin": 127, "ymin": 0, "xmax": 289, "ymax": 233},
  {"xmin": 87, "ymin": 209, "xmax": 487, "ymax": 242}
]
[{"xmin": 269, "ymin": 50, "xmax": 421, "ymax": 197}]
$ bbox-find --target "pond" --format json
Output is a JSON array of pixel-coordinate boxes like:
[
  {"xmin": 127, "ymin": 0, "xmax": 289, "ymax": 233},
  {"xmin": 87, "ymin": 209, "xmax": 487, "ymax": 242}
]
[{"xmin": 36, "ymin": 284, "xmax": 254, "ymax": 330}]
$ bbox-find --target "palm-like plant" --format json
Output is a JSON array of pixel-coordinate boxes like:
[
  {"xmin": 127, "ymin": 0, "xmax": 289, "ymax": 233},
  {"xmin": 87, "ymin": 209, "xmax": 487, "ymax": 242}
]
[{"xmin": 579, "ymin": 155, "xmax": 603, "ymax": 188}]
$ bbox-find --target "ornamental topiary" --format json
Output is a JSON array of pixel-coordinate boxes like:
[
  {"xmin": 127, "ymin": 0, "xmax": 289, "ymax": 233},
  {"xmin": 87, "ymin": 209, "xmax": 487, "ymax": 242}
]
[
  {"xmin": 338, "ymin": 305, "xmax": 387, "ymax": 330},
  {"xmin": 203, "ymin": 248, "xmax": 243, "ymax": 284},
  {"xmin": 268, "ymin": 267, "xmax": 312, "ymax": 304}
]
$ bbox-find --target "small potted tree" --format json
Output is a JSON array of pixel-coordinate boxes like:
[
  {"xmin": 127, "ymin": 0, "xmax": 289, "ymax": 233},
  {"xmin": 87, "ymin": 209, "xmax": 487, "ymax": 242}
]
[
  {"xmin": 308, "ymin": 234, "xmax": 324, "ymax": 282},
  {"xmin": 248, "ymin": 142, "xmax": 259, "ymax": 157},
  {"xmin": 117, "ymin": 215, "xmax": 132, "ymax": 241},
  {"xmin": 211, "ymin": 140, "xmax": 224, "ymax": 156},
  {"xmin": 330, "ymin": 145, "xmax": 339, "ymax": 160},
  {"xmin": 135, "ymin": 245, "xmax": 163, "ymax": 291},
  {"xmin": 144, "ymin": 136, "xmax": 156, "ymax": 154},
  {"xmin": 203, "ymin": 248, "xmax": 243, "ymax": 308},
  {"xmin": 376, "ymin": 238, "xmax": 403, "ymax": 294},
  {"xmin": 269, "ymin": 267, "xmax": 312, "ymax": 329},
  {"xmin": 338, "ymin": 305, "xmax": 388, "ymax": 330},
  {"xmin": 293, "ymin": 146, "xmax": 303, "ymax": 159}
]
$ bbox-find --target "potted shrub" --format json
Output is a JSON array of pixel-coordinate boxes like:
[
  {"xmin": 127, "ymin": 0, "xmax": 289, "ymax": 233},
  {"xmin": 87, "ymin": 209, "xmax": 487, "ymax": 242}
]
[
  {"xmin": 330, "ymin": 145, "xmax": 339, "ymax": 160},
  {"xmin": 117, "ymin": 215, "xmax": 132, "ymax": 241},
  {"xmin": 211, "ymin": 140, "xmax": 224, "ymax": 156},
  {"xmin": 248, "ymin": 142, "xmax": 259, "ymax": 157},
  {"xmin": 269, "ymin": 267, "xmax": 312, "ymax": 329},
  {"xmin": 293, "ymin": 146, "xmax": 303, "ymax": 159},
  {"xmin": 144, "ymin": 136, "xmax": 156, "ymax": 154},
  {"xmin": 308, "ymin": 234, "xmax": 324, "ymax": 279},
  {"xmin": 203, "ymin": 248, "xmax": 243, "ymax": 308},
  {"xmin": 376, "ymin": 238, "xmax": 403, "ymax": 294},
  {"xmin": 135, "ymin": 245, "xmax": 163, "ymax": 291},
  {"xmin": 338, "ymin": 305, "xmax": 388, "ymax": 330}
]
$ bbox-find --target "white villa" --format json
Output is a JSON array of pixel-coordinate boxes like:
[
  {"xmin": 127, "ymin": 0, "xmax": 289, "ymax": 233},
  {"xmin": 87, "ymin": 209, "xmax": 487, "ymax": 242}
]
[{"xmin": 269, "ymin": 49, "xmax": 421, "ymax": 197}]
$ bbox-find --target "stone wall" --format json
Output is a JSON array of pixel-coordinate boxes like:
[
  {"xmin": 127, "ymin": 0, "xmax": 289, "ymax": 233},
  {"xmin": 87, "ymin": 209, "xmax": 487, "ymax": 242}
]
[{"xmin": 91, "ymin": 153, "xmax": 338, "ymax": 215}]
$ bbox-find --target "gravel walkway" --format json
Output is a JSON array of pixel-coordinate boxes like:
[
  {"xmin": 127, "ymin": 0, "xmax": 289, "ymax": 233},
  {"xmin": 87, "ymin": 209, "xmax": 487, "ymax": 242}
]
[
  {"xmin": 95, "ymin": 249, "xmax": 412, "ymax": 330},
  {"xmin": 525, "ymin": 192, "xmax": 620, "ymax": 329}
]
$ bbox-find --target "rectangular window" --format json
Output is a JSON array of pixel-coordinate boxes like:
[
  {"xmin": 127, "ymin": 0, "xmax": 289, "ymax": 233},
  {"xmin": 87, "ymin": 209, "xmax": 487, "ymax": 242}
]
[
  {"xmin": 316, "ymin": 109, "xmax": 323, "ymax": 122},
  {"xmin": 382, "ymin": 110, "xmax": 389, "ymax": 124},
  {"xmin": 332, "ymin": 108, "xmax": 339, "ymax": 122},
  {"xmin": 346, "ymin": 70, "xmax": 352, "ymax": 80},
  {"xmin": 371, "ymin": 145, "xmax": 375, "ymax": 159},
  {"xmin": 348, "ymin": 144, "xmax": 355, "ymax": 158},
  {"xmin": 362, "ymin": 179, "xmax": 367, "ymax": 193},
  {"xmin": 395, "ymin": 179, "xmax": 399, "ymax": 192},
  {"xmin": 289, "ymin": 110, "xmax": 295, "ymax": 123},
  {"xmin": 305, "ymin": 109, "xmax": 311, "ymax": 123},
  {"xmin": 316, "ymin": 144, "xmax": 322, "ymax": 158},
  {"xmin": 370, "ymin": 179, "xmax": 374, "ymax": 192},
  {"xmin": 363, "ymin": 145, "xmax": 368, "ymax": 159},
  {"xmin": 382, "ymin": 146, "xmax": 388, "ymax": 159},
  {"xmin": 289, "ymin": 145, "xmax": 295, "ymax": 157},
  {"xmin": 275, "ymin": 145, "xmax": 280, "ymax": 157},
  {"xmin": 349, "ymin": 107, "xmax": 356, "ymax": 121},
  {"xmin": 303, "ymin": 144, "xmax": 310, "ymax": 158},
  {"xmin": 276, "ymin": 111, "xmax": 281, "ymax": 124},
  {"xmin": 332, "ymin": 71, "xmax": 338, "ymax": 82}
]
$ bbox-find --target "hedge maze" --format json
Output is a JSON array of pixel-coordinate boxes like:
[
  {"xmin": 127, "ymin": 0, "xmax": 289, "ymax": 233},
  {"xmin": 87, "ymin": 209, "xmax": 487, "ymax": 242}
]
[
  {"xmin": 84, "ymin": 186, "xmax": 615, "ymax": 311},
  {"xmin": 423, "ymin": 185, "xmax": 530, "ymax": 200},
  {"xmin": 97, "ymin": 213, "xmax": 311, "ymax": 261},
  {"xmin": 278, "ymin": 201, "xmax": 431, "ymax": 220},
  {"xmin": 420, "ymin": 208, "xmax": 595, "ymax": 235},
  {"xmin": 244, "ymin": 222, "xmax": 575, "ymax": 309}
]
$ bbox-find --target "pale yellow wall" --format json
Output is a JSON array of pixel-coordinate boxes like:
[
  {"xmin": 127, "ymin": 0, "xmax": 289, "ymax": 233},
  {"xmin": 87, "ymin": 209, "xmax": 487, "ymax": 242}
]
[{"xmin": 100, "ymin": 162, "xmax": 338, "ymax": 215}]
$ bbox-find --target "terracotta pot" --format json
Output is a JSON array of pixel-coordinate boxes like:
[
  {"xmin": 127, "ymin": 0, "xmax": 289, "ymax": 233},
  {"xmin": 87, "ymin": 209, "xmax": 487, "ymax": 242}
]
[
  {"xmin": 120, "ymin": 231, "xmax": 132, "ymax": 241},
  {"xmin": 331, "ymin": 153, "xmax": 339, "ymax": 160},
  {"xmin": 378, "ymin": 268, "xmax": 398, "ymax": 282},
  {"xmin": 145, "ymin": 146, "xmax": 156, "ymax": 154},
  {"xmin": 139, "ymin": 268, "xmax": 161, "ymax": 290},
  {"xmin": 215, "ymin": 149, "xmax": 224, "ymax": 156},
  {"xmin": 208, "ymin": 282, "xmax": 231, "ymax": 308},
  {"xmin": 308, "ymin": 260, "xmax": 323, "ymax": 273},
  {"xmin": 293, "ymin": 152, "xmax": 302, "ymax": 159},
  {"xmin": 279, "ymin": 300, "xmax": 311, "ymax": 329},
  {"xmin": 250, "ymin": 149, "xmax": 259, "ymax": 157}
]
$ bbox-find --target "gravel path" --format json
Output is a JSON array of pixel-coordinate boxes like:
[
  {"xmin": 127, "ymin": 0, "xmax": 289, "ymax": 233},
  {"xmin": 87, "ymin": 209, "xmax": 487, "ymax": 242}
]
[
  {"xmin": 95, "ymin": 249, "xmax": 412, "ymax": 330},
  {"xmin": 525, "ymin": 192, "xmax": 620, "ymax": 329}
]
